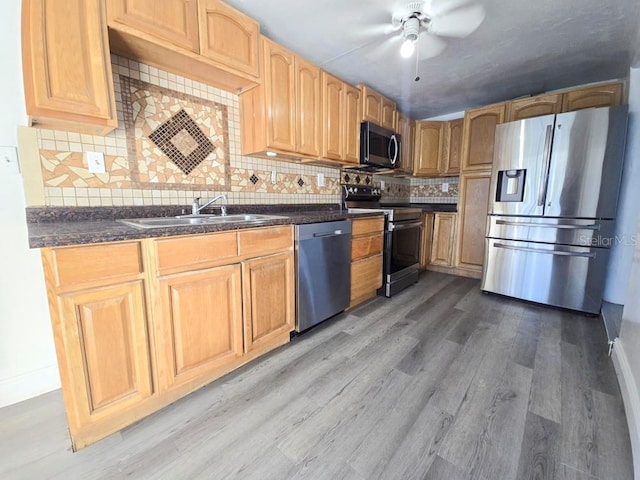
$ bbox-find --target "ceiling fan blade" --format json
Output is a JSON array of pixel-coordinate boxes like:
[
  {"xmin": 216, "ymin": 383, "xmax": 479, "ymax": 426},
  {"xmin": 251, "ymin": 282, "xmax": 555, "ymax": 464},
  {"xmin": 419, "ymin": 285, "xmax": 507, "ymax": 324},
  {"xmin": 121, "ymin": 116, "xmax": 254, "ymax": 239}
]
[
  {"xmin": 418, "ymin": 32, "xmax": 447, "ymax": 59},
  {"xmin": 428, "ymin": 4, "xmax": 485, "ymax": 38},
  {"xmin": 424, "ymin": 0, "xmax": 473, "ymax": 18}
]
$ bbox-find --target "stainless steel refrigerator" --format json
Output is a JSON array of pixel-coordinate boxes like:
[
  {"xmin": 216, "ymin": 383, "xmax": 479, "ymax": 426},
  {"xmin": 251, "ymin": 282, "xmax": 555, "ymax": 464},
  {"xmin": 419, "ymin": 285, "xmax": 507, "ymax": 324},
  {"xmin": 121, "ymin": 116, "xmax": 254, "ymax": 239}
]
[{"xmin": 481, "ymin": 105, "xmax": 628, "ymax": 313}]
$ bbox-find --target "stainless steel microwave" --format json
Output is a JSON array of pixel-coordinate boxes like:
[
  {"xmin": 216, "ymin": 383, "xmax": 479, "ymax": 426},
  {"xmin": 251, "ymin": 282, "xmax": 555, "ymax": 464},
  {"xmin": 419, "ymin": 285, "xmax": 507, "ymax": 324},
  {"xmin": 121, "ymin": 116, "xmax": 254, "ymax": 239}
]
[{"xmin": 360, "ymin": 122, "xmax": 401, "ymax": 169}]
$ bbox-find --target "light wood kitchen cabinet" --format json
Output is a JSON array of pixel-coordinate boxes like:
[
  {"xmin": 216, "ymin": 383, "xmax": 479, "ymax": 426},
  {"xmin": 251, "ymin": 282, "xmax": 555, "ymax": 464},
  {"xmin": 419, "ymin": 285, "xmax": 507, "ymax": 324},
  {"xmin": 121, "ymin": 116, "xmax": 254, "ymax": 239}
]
[
  {"xmin": 22, "ymin": 0, "xmax": 117, "ymax": 134},
  {"xmin": 413, "ymin": 121, "xmax": 443, "ymax": 177},
  {"xmin": 242, "ymin": 252, "xmax": 294, "ymax": 353},
  {"xmin": 381, "ymin": 96, "xmax": 397, "ymax": 130},
  {"xmin": 507, "ymin": 94, "xmax": 562, "ymax": 122},
  {"xmin": 460, "ymin": 103, "xmax": 506, "ymax": 172},
  {"xmin": 296, "ymin": 58, "xmax": 322, "ymax": 157},
  {"xmin": 561, "ymin": 82, "xmax": 624, "ymax": 111},
  {"xmin": 322, "ymin": 72, "xmax": 361, "ymax": 164},
  {"xmin": 430, "ymin": 213, "xmax": 456, "ymax": 267},
  {"xmin": 344, "ymin": 84, "xmax": 362, "ymax": 163},
  {"xmin": 106, "ymin": 0, "xmax": 259, "ymax": 92},
  {"xmin": 455, "ymin": 171, "xmax": 491, "ymax": 274},
  {"xmin": 359, "ymin": 84, "xmax": 397, "ymax": 130},
  {"xmin": 439, "ymin": 119, "xmax": 463, "ymax": 175},
  {"xmin": 397, "ymin": 113, "xmax": 416, "ymax": 175},
  {"xmin": 106, "ymin": 0, "xmax": 199, "ymax": 52},
  {"xmin": 419, "ymin": 212, "xmax": 434, "ymax": 268},
  {"xmin": 156, "ymin": 264, "xmax": 244, "ymax": 390},
  {"xmin": 350, "ymin": 216, "xmax": 385, "ymax": 307},
  {"xmin": 42, "ymin": 225, "xmax": 295, "ymax": 450},
  {"xmin": 41, "ymin": 242, "xmax": 153, "ymax": 450},
  {"xmin": 240, "ymin": 37, "xmax": 296, "ymax": 154},
  {"xmin": 198, "ymin": 0, "xmax": 260, "ymax": 77}
]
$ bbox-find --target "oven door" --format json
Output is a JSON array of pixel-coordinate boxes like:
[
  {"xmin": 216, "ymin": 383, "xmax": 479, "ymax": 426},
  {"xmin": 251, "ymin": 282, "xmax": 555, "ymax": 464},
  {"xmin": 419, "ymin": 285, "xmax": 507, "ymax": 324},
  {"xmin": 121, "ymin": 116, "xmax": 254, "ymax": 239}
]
[{"xmin": 386, "ymin": 220, "xmax": 422, "ymax": 277}]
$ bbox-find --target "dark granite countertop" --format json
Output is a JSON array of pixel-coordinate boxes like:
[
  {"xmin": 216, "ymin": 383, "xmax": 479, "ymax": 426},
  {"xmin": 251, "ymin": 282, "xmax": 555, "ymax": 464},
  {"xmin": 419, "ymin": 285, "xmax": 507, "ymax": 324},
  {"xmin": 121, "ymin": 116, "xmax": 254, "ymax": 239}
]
[{"xmin": 26, "ymin": 205, "xmax": 383, "ymax": 248}]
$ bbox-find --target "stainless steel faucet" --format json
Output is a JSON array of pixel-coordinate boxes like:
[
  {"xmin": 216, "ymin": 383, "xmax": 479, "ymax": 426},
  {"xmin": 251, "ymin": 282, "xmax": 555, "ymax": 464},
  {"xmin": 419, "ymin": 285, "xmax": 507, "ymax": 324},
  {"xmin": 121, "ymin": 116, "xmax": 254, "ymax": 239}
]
[{"xmin": 191, "ymin": 194, "xmax": 227, "ymax": 215}]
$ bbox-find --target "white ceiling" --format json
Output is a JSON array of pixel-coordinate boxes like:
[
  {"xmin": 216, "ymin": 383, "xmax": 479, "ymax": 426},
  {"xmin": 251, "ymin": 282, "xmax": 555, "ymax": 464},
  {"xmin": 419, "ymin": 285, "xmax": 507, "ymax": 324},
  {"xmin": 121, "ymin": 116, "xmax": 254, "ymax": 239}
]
[{"xmin": 224, "ymin": 0, "xmax": 640, "ymax": 119}]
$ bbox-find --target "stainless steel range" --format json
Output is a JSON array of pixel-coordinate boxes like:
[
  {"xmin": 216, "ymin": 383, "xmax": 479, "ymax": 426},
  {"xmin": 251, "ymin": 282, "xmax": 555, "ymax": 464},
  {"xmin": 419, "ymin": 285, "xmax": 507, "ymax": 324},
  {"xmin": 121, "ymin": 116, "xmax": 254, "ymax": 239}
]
[{"xmin": 344, "ymin": 185, "xmax": 422, "ymax": 297}]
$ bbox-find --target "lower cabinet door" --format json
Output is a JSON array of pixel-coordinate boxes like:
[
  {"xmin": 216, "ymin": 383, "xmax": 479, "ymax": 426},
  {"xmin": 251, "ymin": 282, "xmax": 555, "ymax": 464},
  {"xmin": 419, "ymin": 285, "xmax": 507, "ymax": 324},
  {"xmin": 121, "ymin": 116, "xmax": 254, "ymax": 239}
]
[
  {"xmin": 59, "ymin": 280, "xmax": 153, "ymax": 426},
  {"xmin": 158, "ymin": 264, "xmax": 243, "ymax": 389},
  {"xmin": 242, "ymin": 252, "xmax": 294, "ymax": 353},
  {"xmin": 350, "ymin": 253, "xmax": 383, "ymax": 306}
]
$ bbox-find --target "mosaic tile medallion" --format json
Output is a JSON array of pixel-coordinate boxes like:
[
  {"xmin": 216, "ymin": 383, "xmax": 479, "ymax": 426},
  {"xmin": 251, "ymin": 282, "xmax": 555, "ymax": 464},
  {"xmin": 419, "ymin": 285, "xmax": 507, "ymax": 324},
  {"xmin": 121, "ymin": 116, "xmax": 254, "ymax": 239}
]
[
  {"xmin": 148, "ymin": 109, "xmax": 214, "ymax": 175},
  {"xmin": 120, "ymin": 75, "xmax": 230, "ymax": 190}
]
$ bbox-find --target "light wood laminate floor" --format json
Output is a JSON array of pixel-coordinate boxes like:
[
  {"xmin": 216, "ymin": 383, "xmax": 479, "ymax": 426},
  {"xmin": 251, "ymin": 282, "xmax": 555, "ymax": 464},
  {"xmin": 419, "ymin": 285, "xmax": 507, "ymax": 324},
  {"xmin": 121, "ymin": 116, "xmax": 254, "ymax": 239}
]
[{"xmin": 0, "ymin": 272, "xmax": 633, "ymax": 479}]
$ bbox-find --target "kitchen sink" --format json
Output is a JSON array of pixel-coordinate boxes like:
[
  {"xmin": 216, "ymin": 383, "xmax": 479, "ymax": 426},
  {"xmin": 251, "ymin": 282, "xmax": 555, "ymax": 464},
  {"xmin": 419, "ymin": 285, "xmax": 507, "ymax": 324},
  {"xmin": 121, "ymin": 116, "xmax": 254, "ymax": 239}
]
[{"xmin": 117, "ymin": 214, "xmax": 287, "ymax": 229}]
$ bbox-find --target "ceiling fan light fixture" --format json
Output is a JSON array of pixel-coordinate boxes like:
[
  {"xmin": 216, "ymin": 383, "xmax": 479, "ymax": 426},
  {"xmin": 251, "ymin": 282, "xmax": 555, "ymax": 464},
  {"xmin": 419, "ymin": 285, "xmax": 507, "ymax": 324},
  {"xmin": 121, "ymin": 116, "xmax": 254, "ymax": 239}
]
[
  {"xmin": 400, "ymin": 38, "xmax": 416, "ymax": 58},
  {"xmin": 400, "ymin": 15, "xmax": 420, "ymax": 58}
]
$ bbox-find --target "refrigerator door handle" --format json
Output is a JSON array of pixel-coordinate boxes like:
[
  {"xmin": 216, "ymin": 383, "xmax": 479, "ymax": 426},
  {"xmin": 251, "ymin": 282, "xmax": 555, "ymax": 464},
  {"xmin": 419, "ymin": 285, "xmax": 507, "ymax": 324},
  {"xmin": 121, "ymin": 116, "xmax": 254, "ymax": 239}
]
[
  {"xmin": 537, "ymin": 125, "xmax": 554, "ymax": 207},
  {"xmin": 495, "ymin": 220, "xmax": 601, "ymax": 230},
  {"xmin": 493, "ymin": 242, "xmax": 596, "ymax": 258}
]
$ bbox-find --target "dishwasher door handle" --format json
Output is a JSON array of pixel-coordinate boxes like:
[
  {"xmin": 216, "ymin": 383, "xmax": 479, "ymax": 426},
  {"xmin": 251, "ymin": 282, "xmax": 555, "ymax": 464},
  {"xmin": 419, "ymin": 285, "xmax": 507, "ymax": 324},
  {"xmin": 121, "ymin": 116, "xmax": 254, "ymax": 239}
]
[{"xmin": 312, "ymin": 230, "xmax": 346, "ymax": 238}]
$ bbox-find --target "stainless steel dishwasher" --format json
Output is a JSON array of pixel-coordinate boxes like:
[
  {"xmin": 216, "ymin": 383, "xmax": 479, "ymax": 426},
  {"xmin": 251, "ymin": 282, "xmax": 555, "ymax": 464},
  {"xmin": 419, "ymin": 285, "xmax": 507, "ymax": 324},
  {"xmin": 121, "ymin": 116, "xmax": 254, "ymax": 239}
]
[{"xmin": 295, "ymin": 220, "xmax": 352, "ymax": 332}]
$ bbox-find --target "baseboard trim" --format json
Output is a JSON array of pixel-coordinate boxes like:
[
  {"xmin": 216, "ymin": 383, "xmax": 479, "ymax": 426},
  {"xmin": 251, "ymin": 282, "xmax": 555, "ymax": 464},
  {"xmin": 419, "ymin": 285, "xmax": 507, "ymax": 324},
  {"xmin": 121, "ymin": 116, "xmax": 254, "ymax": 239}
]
[
  {"xmin": 612, "ymin": 340, "xmax": 640, "ymax": 477},
  {"xmin": 0, "ymin": 364, "xmax": 60, "ymax": 408}
]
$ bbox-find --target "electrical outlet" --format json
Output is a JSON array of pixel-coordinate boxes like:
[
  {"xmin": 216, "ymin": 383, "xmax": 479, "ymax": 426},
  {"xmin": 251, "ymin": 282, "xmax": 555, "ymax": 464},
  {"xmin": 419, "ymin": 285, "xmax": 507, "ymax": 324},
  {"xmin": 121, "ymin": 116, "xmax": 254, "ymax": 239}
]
[
  {"xmin": 317, "ymin": 173, "xmax": 325, "ymax": 187},
  {"xmin": 87, "ymin": 151, "xmax": 106, "ymax": 174},
  {"xmin": 0, "ymin": 146, "xmax": 20, "ymax": 174},
  {"xmin": 380, "ymin": 180, "xmax": 385, "ymax": 189},
  {"xmin": 271, "ymin": 170, "xmax": 277, "ymax": 184},
  {"xmin": 442, "ymin": 182, "xmax": 449, "ymax": 193}
]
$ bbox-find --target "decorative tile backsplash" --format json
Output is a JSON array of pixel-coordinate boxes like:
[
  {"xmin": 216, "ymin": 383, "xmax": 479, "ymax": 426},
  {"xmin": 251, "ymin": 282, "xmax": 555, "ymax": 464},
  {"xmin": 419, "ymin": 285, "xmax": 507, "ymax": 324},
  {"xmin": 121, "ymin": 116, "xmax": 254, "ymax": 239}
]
[{"xmin": 31, "ymin": 55, "xmax": 341, "ymax": 207}]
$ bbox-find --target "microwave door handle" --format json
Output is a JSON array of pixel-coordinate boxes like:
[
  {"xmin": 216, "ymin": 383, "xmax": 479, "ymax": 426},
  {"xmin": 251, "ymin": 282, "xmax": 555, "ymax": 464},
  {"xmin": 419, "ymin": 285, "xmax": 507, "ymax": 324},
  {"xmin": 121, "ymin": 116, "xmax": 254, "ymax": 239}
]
[
  {"xmin": 389, "ymin": 135, "xmax": 399, "ymax": 165},
  {"xmin": 537, "ymin": 124, "xmax": 554, "ymax": 207}
]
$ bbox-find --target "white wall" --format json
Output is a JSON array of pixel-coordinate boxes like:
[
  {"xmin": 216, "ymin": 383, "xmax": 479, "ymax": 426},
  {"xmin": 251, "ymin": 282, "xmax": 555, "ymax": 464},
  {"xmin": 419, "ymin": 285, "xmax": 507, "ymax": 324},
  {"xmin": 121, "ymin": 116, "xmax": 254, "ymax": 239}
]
[
  {"xmin": 0, "ymin": 0, "xmax": 60, "ymax": 407},
  {"xmin": 613, "ymin": 66, "xmax": 640, "ymax": 474},
  {"xmin": 604, "ymin": 68, "xmax": 640, "ymax": 304}
]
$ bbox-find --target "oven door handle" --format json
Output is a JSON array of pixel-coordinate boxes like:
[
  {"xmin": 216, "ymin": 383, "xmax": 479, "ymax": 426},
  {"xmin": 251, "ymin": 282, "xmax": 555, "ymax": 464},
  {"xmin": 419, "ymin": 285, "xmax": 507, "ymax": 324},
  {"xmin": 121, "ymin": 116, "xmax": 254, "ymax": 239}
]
[{"xmin": 389, "ymin": 221, "xmax": 423, "ymax": 231}]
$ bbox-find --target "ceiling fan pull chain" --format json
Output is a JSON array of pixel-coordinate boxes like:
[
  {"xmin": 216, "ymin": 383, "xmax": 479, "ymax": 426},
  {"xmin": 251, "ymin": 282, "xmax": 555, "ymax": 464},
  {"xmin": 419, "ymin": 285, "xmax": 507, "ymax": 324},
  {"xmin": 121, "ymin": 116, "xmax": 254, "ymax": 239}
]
[{"xmin": 414, "ymin": 40, "xmax": 420, "ymax": 82}]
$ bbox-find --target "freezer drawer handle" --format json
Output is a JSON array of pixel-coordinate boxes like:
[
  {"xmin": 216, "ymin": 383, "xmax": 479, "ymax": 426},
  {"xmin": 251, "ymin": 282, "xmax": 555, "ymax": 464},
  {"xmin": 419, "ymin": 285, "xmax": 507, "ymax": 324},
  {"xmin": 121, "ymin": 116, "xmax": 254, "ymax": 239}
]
[
  {"xmin": 494, "ymin": 242, "xmax": 596, "ymax": 258},
  {"xmin": 495, "ymin": 220, "xmax": 600, "ymax": 230},
  {"xmin": 537, "ymin": 125, "xmax": 554, "ymax": 206}
]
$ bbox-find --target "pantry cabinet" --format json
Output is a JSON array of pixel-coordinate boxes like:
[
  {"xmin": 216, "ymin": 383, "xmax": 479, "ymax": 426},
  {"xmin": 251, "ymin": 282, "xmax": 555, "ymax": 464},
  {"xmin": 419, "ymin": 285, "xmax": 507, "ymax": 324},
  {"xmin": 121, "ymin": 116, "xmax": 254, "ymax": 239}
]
[
  {"xmin": 460, "ymin": 103, "xmax": 506, "ymax": 172},
  {"xmin": 22, "ymin": 0, "xmax": 118, "ymax": 134}
]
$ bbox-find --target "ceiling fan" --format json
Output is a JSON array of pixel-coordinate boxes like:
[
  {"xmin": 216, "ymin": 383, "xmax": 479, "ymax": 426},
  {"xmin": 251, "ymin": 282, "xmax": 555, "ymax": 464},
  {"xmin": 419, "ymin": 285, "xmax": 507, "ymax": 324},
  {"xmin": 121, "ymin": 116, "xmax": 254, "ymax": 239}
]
[{"xmin": 380, "ymin": 0, "xmax": 486, "ymax": 60}]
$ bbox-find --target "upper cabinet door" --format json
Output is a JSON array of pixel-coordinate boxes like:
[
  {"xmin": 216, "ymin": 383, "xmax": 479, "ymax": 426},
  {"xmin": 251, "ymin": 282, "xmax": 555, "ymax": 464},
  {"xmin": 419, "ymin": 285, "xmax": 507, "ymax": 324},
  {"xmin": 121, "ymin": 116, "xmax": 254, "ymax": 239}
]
[
  {"xmin": 106, "ymin": 0, "xmax": 199, "ymax": 52},
  {"xmin": 413, "ymin": 121, "xmax": 443, "ymax": 177},
  {"xmin": 440, "ymin": 118, "xmax": 463, "ymax": 175},
  {"xmin": 361, "ymin": 85, "xmax": 382, "ymax": 124},
  {"xmin": 198, "ymin": 0, "xmax": 259, "ymax": 77},
  {"xmin": 397, "ymin": 114, "xmax": 415, "ymax": 175},
  {"xmin": 296, "ymin": 58, "xmax": 322, "ymax": 157},
  {"xmin": 22, "ymin": 0, "xmax": 117, "ymax": 134},
  {"xmin": 561, "ymin": 82, "xmax": 624, "ymax": 112},
  {"xmin": 507, "ymin": 94, "xmax": 562, "ymax": 122},
  {"xmin": 263, "ymin": 37, "xmax": 296, "ymax": 152},
  {"xmin": 322, "ymin": 72, "xmax": 344, "ymax": 161},
  {"xmin": 461, "ymin": 103, "xmax": 506, "ymax": 171},
  {"xmin": 381, "ymin": 97, "xmax": 397, "ymax": 130},
  {"xmin": 343, "ymin": 84, "xmax": 362, "ymax": 164}
]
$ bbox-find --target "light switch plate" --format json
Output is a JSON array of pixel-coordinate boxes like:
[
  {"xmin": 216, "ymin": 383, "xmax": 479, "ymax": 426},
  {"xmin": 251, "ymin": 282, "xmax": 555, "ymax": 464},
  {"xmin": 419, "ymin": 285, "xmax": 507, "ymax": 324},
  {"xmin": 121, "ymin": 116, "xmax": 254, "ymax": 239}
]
[
  {"xmin": 87, "ymin": 151, "xmax": 106, "ymax": 174},
  {"xmin": 442, "ymin": 182, "xmax": 449, "ymax": 192},
  {"xmin": 271, "ymin": 170, "xmax": 277, "ymax": 184},
  {"xmin": 317, "ymin": 173, "xmax": 325, "ymax": 187},
  {"xmin": 0, "ymin": 146, "xmax": 20, "ymax": 174}
]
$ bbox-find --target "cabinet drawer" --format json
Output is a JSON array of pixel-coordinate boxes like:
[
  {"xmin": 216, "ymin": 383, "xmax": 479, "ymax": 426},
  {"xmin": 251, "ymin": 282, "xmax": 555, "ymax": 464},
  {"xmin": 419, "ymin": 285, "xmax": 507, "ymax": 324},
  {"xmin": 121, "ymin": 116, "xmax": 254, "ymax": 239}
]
[
  {"xmin": 238, "ymin": 226, "xmax": 293, "ymax": 257},
  {"xmin": 155, "ymin": 232, "xmax": 238, "ymax": 274},
  {"xmin": 351, "ymin": 234, "xmax": 383, "ymax": 261},
  {"xmin": 49, "ymin": 242, "xmax": 142, "ymax": 288},
  {"xmin": 352, "ymin": 216, "xmax": 384, "ymax": 236},
  {"xmin": 351, "ymin": 254, "xmax": 383, "ymax": 300}
]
